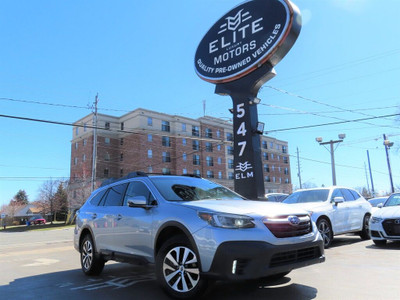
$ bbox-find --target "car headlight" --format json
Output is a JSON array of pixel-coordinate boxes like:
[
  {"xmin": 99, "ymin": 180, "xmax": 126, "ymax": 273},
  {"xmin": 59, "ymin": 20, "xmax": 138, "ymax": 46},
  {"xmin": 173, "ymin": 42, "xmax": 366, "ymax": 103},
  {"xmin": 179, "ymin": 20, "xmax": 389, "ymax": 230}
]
[
  {"xmin": 371, "ymin": 217, "xmax": 383, "ymax": 224},
  {"xmin": 198, "ymin": 212, "xmax": 255, "ymax": 229}
]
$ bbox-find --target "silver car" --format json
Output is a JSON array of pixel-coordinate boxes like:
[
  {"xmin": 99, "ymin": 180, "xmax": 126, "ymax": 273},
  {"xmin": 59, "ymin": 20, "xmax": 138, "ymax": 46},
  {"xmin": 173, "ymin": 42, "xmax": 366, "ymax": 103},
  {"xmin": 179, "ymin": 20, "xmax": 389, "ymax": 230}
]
[{"xmin": 74, "ymin": 173, "xmax": 325, "ymax": 298}]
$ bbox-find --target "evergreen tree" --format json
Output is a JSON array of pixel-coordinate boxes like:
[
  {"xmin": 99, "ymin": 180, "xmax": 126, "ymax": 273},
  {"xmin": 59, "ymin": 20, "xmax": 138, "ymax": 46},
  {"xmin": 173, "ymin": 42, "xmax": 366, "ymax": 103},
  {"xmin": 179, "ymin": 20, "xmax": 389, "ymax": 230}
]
[{"xmin": 11, "ymin": 189, "xmax": 29, "ymax": 206}]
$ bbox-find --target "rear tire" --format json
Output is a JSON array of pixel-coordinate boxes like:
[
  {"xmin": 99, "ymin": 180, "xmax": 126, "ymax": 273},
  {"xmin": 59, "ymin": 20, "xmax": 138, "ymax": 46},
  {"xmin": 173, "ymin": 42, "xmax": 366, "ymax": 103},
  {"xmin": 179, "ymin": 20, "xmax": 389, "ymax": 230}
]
[
  {"xmin": 373, "ymin": 239, "xmax": 387, "ymax": 246},
  {"xmin": 359, "ymin": 214, "xmax": 371, "ymax": 240},
  {"xmin": 156, "ymin": 235, "xmax": 208, "ymax": 299},
  {"xmin": 80, "ymin": 234, "xmax": 105, "ymax": 275}
]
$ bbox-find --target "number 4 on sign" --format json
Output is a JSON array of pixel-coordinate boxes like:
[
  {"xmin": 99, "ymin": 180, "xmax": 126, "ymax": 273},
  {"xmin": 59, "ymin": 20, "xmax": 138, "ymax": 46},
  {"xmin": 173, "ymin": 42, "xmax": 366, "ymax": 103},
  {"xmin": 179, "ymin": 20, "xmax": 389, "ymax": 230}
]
[
  {"xmin": 237, "ymin": 122, "xmax": 246, "ymax": 136},
  {"xmin": 238, "ymin": 141, "xmax": 246, "ymax": 156}
]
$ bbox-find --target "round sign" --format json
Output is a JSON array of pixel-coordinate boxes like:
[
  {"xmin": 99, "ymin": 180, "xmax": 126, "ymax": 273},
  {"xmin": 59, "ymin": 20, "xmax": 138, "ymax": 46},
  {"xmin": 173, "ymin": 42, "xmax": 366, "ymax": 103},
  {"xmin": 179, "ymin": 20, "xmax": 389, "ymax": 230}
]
[{"xmin": 195, "ymin": 0, "xmax": 301, "ymax": 83}]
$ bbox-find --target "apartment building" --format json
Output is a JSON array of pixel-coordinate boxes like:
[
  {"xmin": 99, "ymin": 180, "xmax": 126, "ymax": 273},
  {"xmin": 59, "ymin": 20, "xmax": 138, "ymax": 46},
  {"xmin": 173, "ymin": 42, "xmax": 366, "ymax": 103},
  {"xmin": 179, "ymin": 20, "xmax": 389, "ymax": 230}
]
[{"xmin": 69, "ymin": 108, "xmax": 292, "ymax": 205}]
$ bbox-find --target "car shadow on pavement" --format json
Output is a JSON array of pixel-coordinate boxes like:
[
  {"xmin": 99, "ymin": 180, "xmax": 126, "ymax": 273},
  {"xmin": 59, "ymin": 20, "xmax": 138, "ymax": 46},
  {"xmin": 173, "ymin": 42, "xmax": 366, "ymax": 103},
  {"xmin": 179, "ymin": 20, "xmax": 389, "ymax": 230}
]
[
  {"xmin": 365, "ymin": 241, "xmax": 400, "ymax": 250},
  {"xmin": 327, "ymin": 235, "xmax": 365, "ymax": 249},
  {"xmin": 0, "ymin": 262, "xmax": 319, "ymax": 300}
]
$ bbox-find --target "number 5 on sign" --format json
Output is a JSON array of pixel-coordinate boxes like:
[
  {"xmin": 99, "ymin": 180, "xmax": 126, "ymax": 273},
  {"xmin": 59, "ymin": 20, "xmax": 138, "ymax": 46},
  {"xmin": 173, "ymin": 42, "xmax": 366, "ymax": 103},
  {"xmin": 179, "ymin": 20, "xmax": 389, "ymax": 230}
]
[
  {"xmin": 238, "ymin": 141, "xmax": 246, "ymax": 156},
  {"xmin": 237, "ymin": 103, "xmax": 245, "ymax": 118}
]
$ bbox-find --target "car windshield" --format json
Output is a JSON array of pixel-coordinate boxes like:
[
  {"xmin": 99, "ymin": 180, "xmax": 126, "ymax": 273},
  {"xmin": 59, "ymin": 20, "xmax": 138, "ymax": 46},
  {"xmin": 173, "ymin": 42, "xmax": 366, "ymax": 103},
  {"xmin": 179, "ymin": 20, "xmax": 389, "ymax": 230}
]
[
  {"xmin": 384, "ymin": 194, "xmax": 400, "ymax": 207},
  {"xmin": 283, "ymin": 189, "xmax": 329, "ymax": 204},
  {"xmin": 150, "ymin": 176, "xmax": 244, "ymax": 201},
  {"xmin": 368, "ymin": 198, "xmax": 387, "ymax": 207}
]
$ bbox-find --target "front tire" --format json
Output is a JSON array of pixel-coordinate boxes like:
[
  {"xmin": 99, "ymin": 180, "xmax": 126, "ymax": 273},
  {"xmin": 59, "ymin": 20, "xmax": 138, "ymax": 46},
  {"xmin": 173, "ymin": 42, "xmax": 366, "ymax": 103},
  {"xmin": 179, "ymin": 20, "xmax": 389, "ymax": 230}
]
[
  {"xmin": 317, "ymin": 218, "xmax": 333, "ymax": 248},
  {"xmin": 373, "ymin": 239, "xmax": 387, "ymax": 246},
  {"xmin": 359, "ymin": 214, "xmax": 371, "ymax": 240},
  {"xmin": 80, "ymin": 234, "xmax": 105, "ymax": 275},
  {"xmin": 156, "ymin": 235, "xmax": 208, "ymax": 299}
]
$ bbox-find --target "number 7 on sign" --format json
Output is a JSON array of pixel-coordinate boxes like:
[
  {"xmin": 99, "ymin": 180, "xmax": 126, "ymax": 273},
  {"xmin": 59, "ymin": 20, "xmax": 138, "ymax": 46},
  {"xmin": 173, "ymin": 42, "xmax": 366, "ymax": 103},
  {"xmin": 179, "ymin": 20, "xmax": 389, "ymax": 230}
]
[{"xmin": 238, "ymin": 141, "xmax": 246, "ymax": 157}]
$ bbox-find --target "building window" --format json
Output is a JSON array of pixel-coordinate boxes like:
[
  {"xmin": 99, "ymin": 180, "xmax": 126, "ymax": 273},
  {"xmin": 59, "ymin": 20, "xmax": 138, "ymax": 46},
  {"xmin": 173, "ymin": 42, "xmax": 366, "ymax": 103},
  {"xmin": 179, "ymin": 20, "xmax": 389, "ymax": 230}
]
[
  {"xmin": 148, "ymin": 134, "xmax": 152, "ymax": 142},
  {"xmin": 205, "ymin": 128, "xmax": 212, "ymax": 138},
  {"xmin": 83, "ymin": 139, "xmax": 87, "ymax": 146},
  {"xmin": 273, "ymin": 176, "xmax": 276, "ymax": 183},
  {"xmin": 120, "ymin": 138, "xmax": 124, "ymax": 145},
  {"xmin": 218, "ymin": 171, "xmax": 222, "ymax": 179},
  {"xmin": 283, "ymin": 156, "xmax": 288, "ymax": 164},
  {"xmin": 84, "ymin": 123, "xmax": 87, "ymax": 132},
  {"xmin": 271, "ymin": 153, "xmax": 274, "ymax": 160},
  {"xmin": 162, "ymin": 168, "xmax": 171, "ymax": 175},
  {"xmin": 162, "ymin": 152, "xmax": 171, "ymax": 162},
  {"xmin": 192, "ymin": 126, "xmax": 200, "ymax": 137},
  {"xmin": 192, "ymin": 140, "xmax": 200, "ymax": 151},
  {"xmin": 228, "ymin": 172, "xmax": 234, "ymax": 179},
  {"xmin": 148, "ymin": 117, "xmax": 153, "ymax": 126},
  {"xmin": 182, "ymin": 123, "xmax": 186, "ymax": 132},
  {"xmin": 264, "ymin": 164, "xmax": 269, "ymax": 172},
  {"xmin": 183, "ymin": 153, "xmax": 187, "ymax": 161},
  {"xmin": 216, "ymin": 130, "xmax": 221, "ymax": 138},
  {"xmin": 104, "ymin": 169, "xmax": 109, "ymax": 178},
  {"xmin": 228, "ymin": 159, "xmax": 234, "ymax": 169},
  {"xmin": 74, "ymin": 157, "xmax": 78, "ymax": 165},
  {"xmin": 121, "ymin": 122, "xmax": 124, "ymax": 130},
  {"xmin": 205, "ymin": 142, "xmax": 213, "ymax": 152},
  {"xmin": 162, "ymin": 120, "xmax": 170, "ymax": 132},
  {"xmin": 227, "ymin": 146, "xmax": 234, "ymax": 155},
  {"xmin": 206, "ymin": 170, "xmax": 214, "ymax": 178},
  {"xmin": 217, "ymin": 157, "xmax": 222, "ymax": 165},
  {"xmin": 148, "ymin": 149, "xmax": 152, "ymax": 158},
  {"xmin": 271, "ymin": 165, "xmax": 275, "ymax": 172},
  {"xmin": 262, "ymin": 141, "xmax": 268, "ymax": 149},
  {"xmin": 276, "ymin": 144, "xmax": 280, "ymax": 150},
  {"xmin": 285, "ymin": 178, "xmax": 290, "ymax": 184},
  {"xmin": 105, "ymin": 137, "xmax": 110, "ymax": 145},
  {"xmin": 162, "ymin": 136, "xmax": 171, "ymax": 147},
  {"xmin": 226, "ymin": 133, "xmax": 233, "ymax": 141},
  {"xmin": 120, "ymin": 169, "xmax": 124, "ymax": 177},
  {"xmin": 148, "ymin": 166, "xmax": 153, "ymax": 173},
  {"xmin": 263, "ymin": 152, "xmax": 268, "ymax": 160},
  {"xmin": 194, "ymin": 169, "xmax": 201, "ymax": 177},
  {"xmin": 105, "ymin": 122, "xmax": 110, "ymax": 130},
  {"xmin": 105, "ymin": 153, "xmax": 110, "ymax": 161},
  {"xmin": 217, "ymin": 144, "xmax": 221, "ymax": 151},
  {"xmin": 282, "ymin": 146, "xmax": 287, "ymax": 153},
  {"xmin": 206, "ymin": 156, "xmax": 214, "ymax": 166},
  {"xmin": 75, "ymin": 127, "xmax": 79, "ymax": 136},
  {"xmin": 277, "ymin": 155, "xmax": 280, "ymax": 161},
  {"xmin": 183, "ymin": 168, "xmax": 187, "ymax": 175},
  {"xmin": 265, "ymin": 176, "xmax": 271, "ymax": 182},
  {"xmin": 284, "ymin": 167, "xmax": 289, "ymax": 175},
  {"xmin": 193, "ymin": 155, "xmax": 200, "ymax": 165},
  {"xmin": 83, "ymin": 154, "xmax": 86, "ymax": 162},
  {"xmin": 182, "ymin": 138, "xmax": 187, "ymax": 146},
  {"xmin": 75, "ymin": 142, "xmax": 78, "ymax": 150},
  {"xmin": 120, "ymin": 153, "xmax": 124, "ymax": 161}
]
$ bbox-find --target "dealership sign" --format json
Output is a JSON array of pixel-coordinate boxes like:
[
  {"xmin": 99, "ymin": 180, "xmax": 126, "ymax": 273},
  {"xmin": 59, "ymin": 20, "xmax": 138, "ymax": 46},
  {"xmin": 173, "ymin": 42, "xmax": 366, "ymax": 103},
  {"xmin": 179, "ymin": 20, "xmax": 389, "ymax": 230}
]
[{"xmin": 195, "ymin": 0, "xmax": 301, "ymax": 83}]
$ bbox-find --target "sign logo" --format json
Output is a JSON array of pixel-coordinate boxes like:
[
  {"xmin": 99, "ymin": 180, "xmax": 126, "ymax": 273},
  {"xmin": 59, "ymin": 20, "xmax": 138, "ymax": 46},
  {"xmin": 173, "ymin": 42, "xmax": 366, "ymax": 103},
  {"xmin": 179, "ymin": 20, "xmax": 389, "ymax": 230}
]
[
  {"xmin": 235, "ymin": 161, "xmax": 253, "ymax": 172},
  {"xmin": 288, "ymin": 215, "xmax": 301, "ymax": 226},
  {"xmin": 195, "ymin": 0, "xmax": 301, "ymax": 83}
]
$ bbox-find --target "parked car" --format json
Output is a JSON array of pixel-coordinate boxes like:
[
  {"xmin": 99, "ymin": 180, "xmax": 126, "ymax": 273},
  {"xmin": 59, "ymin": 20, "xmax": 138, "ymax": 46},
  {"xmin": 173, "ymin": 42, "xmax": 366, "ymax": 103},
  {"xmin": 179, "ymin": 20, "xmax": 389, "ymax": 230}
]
[
  {"xmin": 370, "ymin": 192, "xmax": 400, "ymax": 246},
  {"xmin": 368, "ymin": 197, "xmax": 388, "ymax": 214},
  {"xmin": 282, "ymin": 187, "xmax": 372, "ymax": 248},
  {"xmin": 74, "ymin": 172, "xmax": 325, "ymax": 299},
  {"xmin": 265, "ymin": 193, "xmax": 289, "ymax": 202},
  {"xmin": 28, "ymin": 215, "xmax": 46, "ymax": 225}
]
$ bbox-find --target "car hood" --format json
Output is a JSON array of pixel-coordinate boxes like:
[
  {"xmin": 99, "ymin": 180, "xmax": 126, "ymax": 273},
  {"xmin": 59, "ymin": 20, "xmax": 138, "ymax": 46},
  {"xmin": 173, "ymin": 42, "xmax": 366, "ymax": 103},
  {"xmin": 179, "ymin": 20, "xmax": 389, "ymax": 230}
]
[
  {"xmin": 282, "ymin": 202, "xmax": 327, "ymax": 212},
  {"xmin": 372, "ymin": 206, "xmax": 400, "ymax": 218},
  {"xmin": 178, "ymin": 199, "xmax": 310, "ymax": 217}
]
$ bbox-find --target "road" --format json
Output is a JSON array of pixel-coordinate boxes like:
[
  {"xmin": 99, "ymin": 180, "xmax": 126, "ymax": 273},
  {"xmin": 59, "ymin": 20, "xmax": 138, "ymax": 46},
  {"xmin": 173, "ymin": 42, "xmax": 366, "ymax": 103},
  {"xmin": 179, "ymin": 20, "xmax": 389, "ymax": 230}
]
[{"xmin": 0, "ymin": 227, "xmax": 399, "ymax": 299}]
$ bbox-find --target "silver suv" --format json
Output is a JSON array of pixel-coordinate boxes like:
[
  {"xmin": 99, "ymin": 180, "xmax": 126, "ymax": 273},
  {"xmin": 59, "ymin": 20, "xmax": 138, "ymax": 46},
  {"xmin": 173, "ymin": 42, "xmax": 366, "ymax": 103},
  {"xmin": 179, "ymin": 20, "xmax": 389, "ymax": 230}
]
[{"xmin": 74, "ymin": 172, "xmax": 325, "ymax": 298}]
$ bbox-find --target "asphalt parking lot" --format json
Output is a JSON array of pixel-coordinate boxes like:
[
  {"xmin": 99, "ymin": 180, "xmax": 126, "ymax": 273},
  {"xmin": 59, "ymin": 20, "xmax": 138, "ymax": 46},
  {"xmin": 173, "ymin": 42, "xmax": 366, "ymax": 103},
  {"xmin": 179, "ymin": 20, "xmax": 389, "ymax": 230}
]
[{"xmin": 0, "ymin": 227, "xmax": 399, "ymax": 299}]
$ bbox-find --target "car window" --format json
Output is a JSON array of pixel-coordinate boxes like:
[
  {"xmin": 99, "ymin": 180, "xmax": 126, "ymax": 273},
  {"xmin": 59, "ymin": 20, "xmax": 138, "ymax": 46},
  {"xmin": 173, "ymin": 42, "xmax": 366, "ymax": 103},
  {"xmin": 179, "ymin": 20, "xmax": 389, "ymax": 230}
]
[
  {"xmin": 340, "ymin": 189, "xmax": 355, "ymax": 202},
  {"xmin": 350, "ymin": 190, "xmax": 361, "ymax": 200},
  {"xmin": 103, "ymin": 183, "xmax": 128, "ymax": 206},
  {"xmin": 330, "ymin": 189, "xmax": 343, "ymax": 202},
  {"xmin": 385, "ymin": 194, "xmax": 400, "ymax": 207},
  {"xmin": 124, "ymin": 181, "xmax": 155, "ymax": 206},
  {"xmin": 283, "ymin": 189, "xmax": 329, "ymax": 204},
  {"xmin": 90, "ymin": 189, "xmax": 107, "ymax": 206}
]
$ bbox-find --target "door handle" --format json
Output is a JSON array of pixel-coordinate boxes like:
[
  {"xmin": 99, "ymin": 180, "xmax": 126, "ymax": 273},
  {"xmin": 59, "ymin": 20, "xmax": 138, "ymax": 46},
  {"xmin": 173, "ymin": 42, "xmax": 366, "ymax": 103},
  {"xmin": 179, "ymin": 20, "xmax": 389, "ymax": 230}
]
[
  {"xmin": 117, "ymin": 214, "xmax": 122, "ymax": 220},
  {"xmin": 92, "ymin": 213, "xmax": 97, "ymax": 219}
]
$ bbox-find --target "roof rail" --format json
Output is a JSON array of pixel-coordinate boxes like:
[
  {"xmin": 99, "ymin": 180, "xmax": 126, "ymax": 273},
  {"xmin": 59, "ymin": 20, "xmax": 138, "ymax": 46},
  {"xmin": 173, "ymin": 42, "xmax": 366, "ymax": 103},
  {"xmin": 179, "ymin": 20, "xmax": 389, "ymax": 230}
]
[{"xmin": 100, "ymin": 171, "xmax": 148, "ymax": 187}]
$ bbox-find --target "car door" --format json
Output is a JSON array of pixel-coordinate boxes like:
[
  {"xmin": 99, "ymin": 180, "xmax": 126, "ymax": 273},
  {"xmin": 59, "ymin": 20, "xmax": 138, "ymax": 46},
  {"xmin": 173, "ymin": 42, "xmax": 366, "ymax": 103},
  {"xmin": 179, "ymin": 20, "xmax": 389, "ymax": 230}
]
[
  {"xmin": 92, "ymin": 183, "xmax": 128, "ymax": 252},
  {"xmin": 329, "ymin": 188, "xmax": 349, "ymax": 234},
  {"xmin": 112, "ymin": 180, "xmax": 156, "ymax": 260},
  {"xmin": 343, "ymin": 189, "xmax": 364, "ymax": 231}
]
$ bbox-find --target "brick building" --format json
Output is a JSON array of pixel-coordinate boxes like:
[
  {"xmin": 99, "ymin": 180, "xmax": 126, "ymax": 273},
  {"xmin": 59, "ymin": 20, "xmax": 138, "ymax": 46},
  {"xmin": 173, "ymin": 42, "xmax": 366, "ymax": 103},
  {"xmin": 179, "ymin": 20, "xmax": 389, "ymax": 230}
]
[{"xmin": 69, "ymin": 108, "xmax": 292, "ymax": 206}]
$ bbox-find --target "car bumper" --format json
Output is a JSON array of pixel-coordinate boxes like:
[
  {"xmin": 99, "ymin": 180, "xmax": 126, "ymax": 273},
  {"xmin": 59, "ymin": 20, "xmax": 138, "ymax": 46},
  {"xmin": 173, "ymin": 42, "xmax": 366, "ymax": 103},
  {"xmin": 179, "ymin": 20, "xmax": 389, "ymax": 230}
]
[
  {"xmin": 203, "ymin": 239, "xmax": 325, "ymax": 280},
  {"xmin": 370, "ymin": 222, "xmax": 400, "ymax": 241}
]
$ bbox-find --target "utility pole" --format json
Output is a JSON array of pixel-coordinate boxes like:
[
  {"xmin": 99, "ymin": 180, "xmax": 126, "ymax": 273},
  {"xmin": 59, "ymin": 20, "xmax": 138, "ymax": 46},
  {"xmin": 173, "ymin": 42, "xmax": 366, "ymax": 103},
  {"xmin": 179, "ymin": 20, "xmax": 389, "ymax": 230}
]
[
  {"xmin": 364, "ymin": 162, "xmax": 370, "ymax": 196},
  {"xmin": 316, "ymin": 134, "xmax": 345, "ymax": 186},
  {"xmin": 91, "ymin": 94, "xmax": 99, "ymax": 192},
  {"xmin": 383, "ymin": 134, "xmax": 394, "ymax": 193},
  {"xmin": 367, "ymin": 150, "xmax": 375, "ymax": 197},
  {"xmin": 297, "ymin": 147, "xmax": 302, "ymax": 189}
]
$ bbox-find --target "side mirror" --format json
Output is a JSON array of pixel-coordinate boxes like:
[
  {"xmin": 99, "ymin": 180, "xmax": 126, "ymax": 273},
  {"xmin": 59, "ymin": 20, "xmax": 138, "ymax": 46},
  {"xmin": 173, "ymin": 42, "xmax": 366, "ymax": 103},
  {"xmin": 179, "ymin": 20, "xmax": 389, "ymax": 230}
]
[
  {"xmin": 333, "ymin": 197, "xmax": 344, "ymax": 205},
  {"xmin": 127, "ymin": 196, "xmax": 147, "ymax": 207},
  {"xmin": 377, "ymin": 203, "xmax": 383, "ymax": 209}
]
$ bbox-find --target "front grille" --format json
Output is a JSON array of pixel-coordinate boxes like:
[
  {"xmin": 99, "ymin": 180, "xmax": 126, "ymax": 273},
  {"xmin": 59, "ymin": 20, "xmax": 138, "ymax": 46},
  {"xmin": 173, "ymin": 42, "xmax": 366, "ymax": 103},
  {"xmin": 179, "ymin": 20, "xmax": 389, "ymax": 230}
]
[
  {"xmin": 263, "ymin": 214, "xmax": 312, "ymax": 238},
  {"xmin": 270, "ymin": 246, "xmax": 321, "ymax": 268},
  {"xmin": 371, "ymin": 230, "xmax": 382, "ymax": 238},
  {"xmin": 382, "ymin": 219, "xmax": 400, "ymax": 236}
]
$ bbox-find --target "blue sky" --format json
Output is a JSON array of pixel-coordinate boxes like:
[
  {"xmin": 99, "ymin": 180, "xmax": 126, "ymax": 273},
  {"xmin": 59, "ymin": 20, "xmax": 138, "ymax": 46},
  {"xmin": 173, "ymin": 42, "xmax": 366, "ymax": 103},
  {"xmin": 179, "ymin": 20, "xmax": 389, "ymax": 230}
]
[{"xmin": 1, "ymin": 0, "xmax": 400, "ymax": 206}]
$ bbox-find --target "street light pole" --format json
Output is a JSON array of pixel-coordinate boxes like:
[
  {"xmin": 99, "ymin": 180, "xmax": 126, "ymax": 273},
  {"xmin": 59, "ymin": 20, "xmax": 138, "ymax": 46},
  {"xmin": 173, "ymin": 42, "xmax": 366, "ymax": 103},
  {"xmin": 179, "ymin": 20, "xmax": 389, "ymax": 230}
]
[
  {"xmin": 316, "ymin": 134, "xmax": 345, "ymax": 186},
  {"xmin": 383, "ymin": 133, "xmax": 394, "ymax": 193}
]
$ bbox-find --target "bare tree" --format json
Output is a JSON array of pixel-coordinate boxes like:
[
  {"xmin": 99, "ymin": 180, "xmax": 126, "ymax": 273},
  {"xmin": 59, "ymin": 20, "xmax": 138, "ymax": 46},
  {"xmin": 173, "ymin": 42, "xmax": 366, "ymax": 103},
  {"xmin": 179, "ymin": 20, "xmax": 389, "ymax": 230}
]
[{"xmin": 35, "ymin": 179, "xmax": 60, "ymax": 224}]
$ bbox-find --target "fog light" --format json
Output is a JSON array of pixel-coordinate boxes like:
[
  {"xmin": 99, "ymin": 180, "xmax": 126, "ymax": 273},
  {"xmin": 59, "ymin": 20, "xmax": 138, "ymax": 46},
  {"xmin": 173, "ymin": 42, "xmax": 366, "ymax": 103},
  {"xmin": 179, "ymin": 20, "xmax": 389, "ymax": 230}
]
[{"xmin": 232, "ymin": 260, "xmax": 237, "ymax": 274}]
